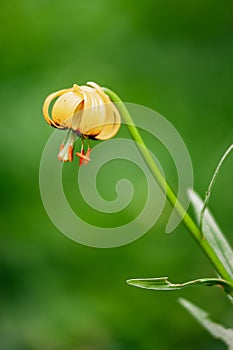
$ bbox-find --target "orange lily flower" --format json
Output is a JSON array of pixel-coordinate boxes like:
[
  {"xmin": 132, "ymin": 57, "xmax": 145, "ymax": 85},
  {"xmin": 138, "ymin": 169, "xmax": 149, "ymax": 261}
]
[{"xmin": 42, "ymin": 82, "xmax": 121, "ymax": 164}]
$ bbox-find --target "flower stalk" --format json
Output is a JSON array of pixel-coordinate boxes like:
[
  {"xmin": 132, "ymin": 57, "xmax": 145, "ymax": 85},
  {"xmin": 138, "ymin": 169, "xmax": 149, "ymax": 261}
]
[{"xmin": 103, "ymin": 87, "xmax": 233, "ymax": 287}]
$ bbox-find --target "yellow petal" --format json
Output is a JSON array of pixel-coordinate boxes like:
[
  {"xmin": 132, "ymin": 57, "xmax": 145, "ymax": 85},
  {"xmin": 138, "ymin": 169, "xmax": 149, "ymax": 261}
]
[
  {"xmin": 87, "ymin": 82, "xmax": 121, "ymax": 139},
  {"xmin": 95, "ymin": 103, "xmax": 121, "ymax": 140},
  {"xmin": 43, "ymin": 88, "xmax": 72, "ymax": 128},
  {"xmin": 89, "ymin": 83, "xmax": 121, "ymax": 140},
  {"xmin": 52, "ymin": 91, "xmax": 83, "ymax": 129},
  {"xmin": 78, "ymin": 86, "xmax": 106, "ymax": 136}
]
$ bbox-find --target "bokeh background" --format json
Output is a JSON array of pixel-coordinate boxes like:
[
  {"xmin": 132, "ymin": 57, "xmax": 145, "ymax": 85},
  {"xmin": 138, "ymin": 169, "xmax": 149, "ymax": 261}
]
[{"xmin": 0, "ymin": 0, "xmax": 233, "ymax": 349}]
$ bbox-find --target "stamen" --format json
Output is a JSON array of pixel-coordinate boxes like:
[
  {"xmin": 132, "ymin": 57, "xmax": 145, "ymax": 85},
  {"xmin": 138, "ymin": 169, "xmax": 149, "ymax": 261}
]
[
  {"xmin": 58, "ymin": 144, "xmax": 65, "ymax": 160},
  {"xmin": 84, "ymin": 148, "xmax": 91, "ymax": 165},
  {"xmin": 75, "ymin": 149, "xmax": 91, "ymax": 166},
  {"xmin": 58, "ymin": 130, "xmax": 79, "ymax": 162},
  {"xmin": 68, "ymin": 145, "xmax": 73, "ymax": 162}
]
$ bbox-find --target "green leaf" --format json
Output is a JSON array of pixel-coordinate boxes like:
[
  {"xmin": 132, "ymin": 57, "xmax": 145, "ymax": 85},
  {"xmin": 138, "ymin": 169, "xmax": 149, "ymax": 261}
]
[
  {"xmin": 200, "ymin": 144, "xmax": 233, "ymax": 229},
  {"xmin": 179, "ymin": 298, "xmax": 233, "ymax": 350},
  {"xmin": 127, "ymin": 277, "xmax": 233, "ymax": 294},
  {"xmin": 188, "ymin": 189, "xmax": 233, "ymax": 278}
]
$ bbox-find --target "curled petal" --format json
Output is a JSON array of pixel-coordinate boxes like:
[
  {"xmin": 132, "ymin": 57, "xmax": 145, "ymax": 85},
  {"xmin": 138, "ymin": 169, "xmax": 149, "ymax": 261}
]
[
  {"xmin": 95, "ymin": 103, "xmax": 121, "ymax": 140},
  {"xmin": 52, "ymin": 91, "xmax": 83, "ymax": 129},
  {"xmin": 43, "ymin": 88, "xmax": 72, "ymax": 128},
  {"xmin": 87, "ymin": 82, "xmax": 121, "ymax": 140},
  {"xmin": 78, "ymin": 86, "xmax": 106, "ymax": 137}
]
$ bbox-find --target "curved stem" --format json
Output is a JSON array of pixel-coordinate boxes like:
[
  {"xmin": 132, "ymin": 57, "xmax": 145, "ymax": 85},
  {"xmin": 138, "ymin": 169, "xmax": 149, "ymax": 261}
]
[{"xmin": 103, "ymin": 87, "xmax": 233, "ymax": 286}]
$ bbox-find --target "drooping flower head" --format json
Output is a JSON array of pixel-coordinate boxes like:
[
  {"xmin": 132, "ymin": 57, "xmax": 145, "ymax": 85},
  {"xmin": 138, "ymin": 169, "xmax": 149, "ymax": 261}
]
[{"xmin": 43, "ymin": 82, "xmax": 121, "ymax": 164}]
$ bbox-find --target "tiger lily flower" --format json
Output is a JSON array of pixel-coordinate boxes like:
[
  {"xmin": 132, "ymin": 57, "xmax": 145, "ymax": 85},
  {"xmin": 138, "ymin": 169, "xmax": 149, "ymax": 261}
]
[{"xmin": 42, "ymin": 82, "xmax": 121, "ymax": 164}]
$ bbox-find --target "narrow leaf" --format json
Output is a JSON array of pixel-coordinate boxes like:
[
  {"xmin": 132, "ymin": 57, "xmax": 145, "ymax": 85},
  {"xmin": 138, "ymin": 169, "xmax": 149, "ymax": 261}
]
[
  {"xmin": 179, "ymin": 298, "xmax": 233, "ymax": 350},
  {"xmin": 200, "ymin": 144, "xmax": 233, "ymax": 229},
  {"xmin": 188, "ymin": 189, "xmax": 233, "ymax": 278},
  {"xmin": 127, "ymin": 277, "xmax": 233, "ymax": 294}
]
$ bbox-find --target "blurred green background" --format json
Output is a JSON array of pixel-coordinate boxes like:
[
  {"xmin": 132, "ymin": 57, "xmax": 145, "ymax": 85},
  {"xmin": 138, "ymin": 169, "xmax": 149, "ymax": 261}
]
[{"xmin": 0, "ymin": 0, "xmax": 233, "ymax": 349}]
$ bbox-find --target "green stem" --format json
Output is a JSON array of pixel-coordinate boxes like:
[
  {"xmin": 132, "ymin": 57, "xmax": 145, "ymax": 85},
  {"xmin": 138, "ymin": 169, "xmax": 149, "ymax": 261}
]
[{"xmin": 103, "ymin": 87, "xmax": 233, "ymax": 286}]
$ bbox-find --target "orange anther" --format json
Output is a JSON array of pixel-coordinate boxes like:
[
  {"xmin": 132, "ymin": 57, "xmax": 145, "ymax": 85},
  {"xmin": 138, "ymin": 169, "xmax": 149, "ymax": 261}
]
[
  {"xmin": 68, "ymin": 145, "xmax": 73, "ymax": 162},
  {"xmin": 84, "ymin": 148, "xmax": 91, "ymax": 165},
  {"xmin": 76, "ymin": 150, "xmax": 91, "ymax": 166}
]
